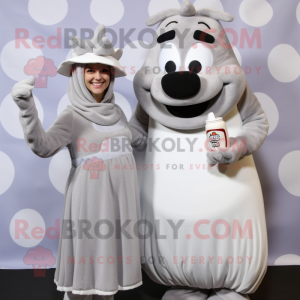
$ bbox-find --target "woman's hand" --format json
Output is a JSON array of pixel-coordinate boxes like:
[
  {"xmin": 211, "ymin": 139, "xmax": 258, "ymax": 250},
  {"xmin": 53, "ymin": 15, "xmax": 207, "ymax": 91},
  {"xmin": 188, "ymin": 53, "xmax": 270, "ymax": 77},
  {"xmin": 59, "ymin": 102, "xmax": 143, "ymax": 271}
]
[{"xmin": 11, "ymin": 78, "xmax": 35, "ymax": 110}]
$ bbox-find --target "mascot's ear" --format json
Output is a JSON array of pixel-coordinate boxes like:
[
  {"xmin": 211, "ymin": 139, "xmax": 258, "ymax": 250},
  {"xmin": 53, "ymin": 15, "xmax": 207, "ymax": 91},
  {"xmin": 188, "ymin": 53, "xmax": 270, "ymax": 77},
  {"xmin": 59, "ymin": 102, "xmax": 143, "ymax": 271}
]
[
  {"xmin": 112, "ymin": 48, "xmax": 123, "ymax": 61},
  {"xmin": 146, "ymin": 0, "xmax": 195, "ymax": 26},
  {"xmin": 197, "ymin": 8, "xmax": 234, "ymax": 22}
]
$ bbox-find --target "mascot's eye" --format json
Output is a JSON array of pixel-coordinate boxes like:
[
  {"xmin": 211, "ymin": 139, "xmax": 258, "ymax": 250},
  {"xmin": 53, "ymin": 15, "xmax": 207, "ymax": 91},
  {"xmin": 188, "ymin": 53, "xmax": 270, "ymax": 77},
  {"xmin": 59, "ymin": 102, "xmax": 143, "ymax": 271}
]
[
  {"xmin": 185, "ymin": 43, "xmax": 212, "ymax": 74},
  {"xmin": 159, "ymin": 42, "xmax": 180, "ymax": 74},
  {"xmin": 188, "ymin": 60, "xmax": 202, "ymax": 73},
  {"xmin": 165, "ymin": 61, "xmax": 176, "ymax": 73}
]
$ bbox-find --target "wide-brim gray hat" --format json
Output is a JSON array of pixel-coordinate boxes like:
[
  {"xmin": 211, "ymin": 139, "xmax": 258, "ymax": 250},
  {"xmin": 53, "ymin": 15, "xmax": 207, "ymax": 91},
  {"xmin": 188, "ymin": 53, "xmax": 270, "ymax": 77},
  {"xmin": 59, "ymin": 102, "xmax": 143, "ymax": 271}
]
[{"xmin": 57, "ymin": 24, "xmax": 126, "ymax": 78}]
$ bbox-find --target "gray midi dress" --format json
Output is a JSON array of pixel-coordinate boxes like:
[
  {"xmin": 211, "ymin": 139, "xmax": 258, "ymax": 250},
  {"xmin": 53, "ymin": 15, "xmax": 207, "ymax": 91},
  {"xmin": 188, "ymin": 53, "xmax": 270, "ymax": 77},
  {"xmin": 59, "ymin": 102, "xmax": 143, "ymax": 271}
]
[{"xmin": 18, "ymin": 102, "xmax": 144, "ymax": 296}]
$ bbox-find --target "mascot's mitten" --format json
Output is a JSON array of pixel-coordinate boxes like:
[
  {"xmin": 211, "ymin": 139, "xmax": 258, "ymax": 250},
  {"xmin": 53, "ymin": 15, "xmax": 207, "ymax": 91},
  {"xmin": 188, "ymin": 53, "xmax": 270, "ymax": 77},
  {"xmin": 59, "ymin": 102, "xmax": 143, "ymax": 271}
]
[
  {"xmin": 11, "ymin": 78, "xmax": 35, "ymax": 111},
  {"xmin": 206, "ymin": 136, "xmax": 247, "ymax": 165}
]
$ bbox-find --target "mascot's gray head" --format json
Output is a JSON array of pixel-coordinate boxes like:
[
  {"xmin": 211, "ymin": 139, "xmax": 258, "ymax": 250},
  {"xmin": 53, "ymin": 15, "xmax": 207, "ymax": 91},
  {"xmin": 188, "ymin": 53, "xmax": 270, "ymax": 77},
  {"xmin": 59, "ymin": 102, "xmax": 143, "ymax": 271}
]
[{"xmin": 133, "ymin": 0, "xmax": 246, "ymax": 130}]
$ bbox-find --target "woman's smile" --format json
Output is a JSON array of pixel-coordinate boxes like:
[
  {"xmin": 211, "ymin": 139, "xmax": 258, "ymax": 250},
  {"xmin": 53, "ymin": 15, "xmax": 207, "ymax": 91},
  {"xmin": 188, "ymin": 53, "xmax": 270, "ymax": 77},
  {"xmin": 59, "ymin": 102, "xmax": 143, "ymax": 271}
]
[
  {"xmin": 84, "ymin": 63, "xmax": 111, "ymax": 102},
  {"xmin": 91, "ymin": 81, "xmax": 104, "ymax": 88}
]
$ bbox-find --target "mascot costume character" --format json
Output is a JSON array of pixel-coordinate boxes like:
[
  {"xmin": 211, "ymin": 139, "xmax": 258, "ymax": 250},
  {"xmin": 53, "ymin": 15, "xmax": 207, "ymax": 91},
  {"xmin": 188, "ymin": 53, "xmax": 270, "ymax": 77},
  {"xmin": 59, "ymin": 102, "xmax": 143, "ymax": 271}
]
[{"xmin": 129, "ymin": 1, "xmax": 269, "ymax": 299}]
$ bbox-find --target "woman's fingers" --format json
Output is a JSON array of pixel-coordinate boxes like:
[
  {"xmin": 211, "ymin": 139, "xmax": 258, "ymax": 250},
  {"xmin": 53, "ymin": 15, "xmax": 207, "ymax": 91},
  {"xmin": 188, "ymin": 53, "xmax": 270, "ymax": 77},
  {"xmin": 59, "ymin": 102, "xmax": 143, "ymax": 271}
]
[
  {"xmin": 12, "ymin": 78, "xmax": 35, "ymax": 100},
  {"xmin": 12, "ymin": 78, "xmax": 35, "ymax": 91},
  {"xmin": 13, "ymin": 78, "xmax": 35, "ymax": 87},
  {"xmin": 12, "ymin": 83, "xmax": 34, "ymax": 92},
  {"xmin": 26, "ymin": 78, "xmax": 35, "ymax": 86},
  {"xmin": 12, "ymin": 87, "xmax": 32, "ymax": 100}
]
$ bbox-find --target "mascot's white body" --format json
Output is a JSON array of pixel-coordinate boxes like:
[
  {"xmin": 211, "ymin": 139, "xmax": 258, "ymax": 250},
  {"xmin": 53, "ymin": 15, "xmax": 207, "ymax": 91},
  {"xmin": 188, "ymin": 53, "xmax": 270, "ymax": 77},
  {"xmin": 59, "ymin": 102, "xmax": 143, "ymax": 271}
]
[
  {"xmin": 130, "ymin": 1, "xmax": 269, "ymax": 298},
  {"xmin": 139, "ymin": 107, "xmax": 267, "ymax": 294}
]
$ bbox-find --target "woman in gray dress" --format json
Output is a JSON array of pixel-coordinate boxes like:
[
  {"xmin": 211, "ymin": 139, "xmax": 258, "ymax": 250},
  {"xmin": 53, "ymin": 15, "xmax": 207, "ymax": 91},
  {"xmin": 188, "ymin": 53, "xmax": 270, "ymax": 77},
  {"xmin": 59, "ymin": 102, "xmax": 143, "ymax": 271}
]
[{"xmin": 11, "ymin": 24, "xmax": 147, "ymax": 300}]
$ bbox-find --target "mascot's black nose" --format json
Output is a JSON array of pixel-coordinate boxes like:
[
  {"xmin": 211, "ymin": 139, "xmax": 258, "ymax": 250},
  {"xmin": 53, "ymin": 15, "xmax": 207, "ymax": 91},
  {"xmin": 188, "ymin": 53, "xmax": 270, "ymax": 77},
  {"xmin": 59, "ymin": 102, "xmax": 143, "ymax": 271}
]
[{"xmin": 161, "ymin": 72, "xmax": 201, "ymax": 99}]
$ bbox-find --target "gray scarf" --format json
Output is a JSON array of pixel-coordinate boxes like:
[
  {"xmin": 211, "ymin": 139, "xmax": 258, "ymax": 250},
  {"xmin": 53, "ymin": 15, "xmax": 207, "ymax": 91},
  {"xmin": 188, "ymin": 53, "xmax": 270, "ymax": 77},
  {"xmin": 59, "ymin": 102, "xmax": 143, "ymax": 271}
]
[{"xmin": 68, "ymin": 63, "xmax": 121, "ymax": 125}]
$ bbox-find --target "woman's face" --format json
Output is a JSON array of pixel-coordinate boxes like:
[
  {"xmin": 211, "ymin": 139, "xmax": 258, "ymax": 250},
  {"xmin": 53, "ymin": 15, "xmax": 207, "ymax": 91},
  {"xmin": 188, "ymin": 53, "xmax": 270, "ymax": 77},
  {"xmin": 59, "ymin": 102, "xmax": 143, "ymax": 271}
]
[{"xmin": 84, "ymin": 63, "xmax": 111, "ymax": 100}]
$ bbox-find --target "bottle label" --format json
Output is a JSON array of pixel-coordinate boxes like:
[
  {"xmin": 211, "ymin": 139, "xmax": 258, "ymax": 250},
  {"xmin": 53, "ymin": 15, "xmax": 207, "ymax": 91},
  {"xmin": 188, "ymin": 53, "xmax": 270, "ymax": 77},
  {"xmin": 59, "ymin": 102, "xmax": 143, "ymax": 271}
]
[{"xmin": 206, "ymin": 129, "xmax": 228, "ymax": 150}]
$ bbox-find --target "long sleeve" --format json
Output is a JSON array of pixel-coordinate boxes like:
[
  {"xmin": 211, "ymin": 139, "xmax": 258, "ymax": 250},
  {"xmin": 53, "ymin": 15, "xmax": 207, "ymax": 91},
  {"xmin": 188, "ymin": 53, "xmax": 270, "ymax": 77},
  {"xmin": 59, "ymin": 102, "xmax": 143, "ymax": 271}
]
[
  {"xmin": 129, "ymin": 102, "xmax": 149, "ymax": 148},
  {"xmin": 18, "ymin": 102, "xmax": 74, "ymax": 158},
  {"xmin": 236, "ymin": 82, "xmax": 269, "ymax": 157}
]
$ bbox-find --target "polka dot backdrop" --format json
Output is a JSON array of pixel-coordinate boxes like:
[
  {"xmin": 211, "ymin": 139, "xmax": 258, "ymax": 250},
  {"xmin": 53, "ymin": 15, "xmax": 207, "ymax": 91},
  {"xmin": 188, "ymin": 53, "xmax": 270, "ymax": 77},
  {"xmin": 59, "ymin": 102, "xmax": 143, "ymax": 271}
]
[{"xmin": 0, "ymin": 0, "xmax": 299, "ymax": 269}]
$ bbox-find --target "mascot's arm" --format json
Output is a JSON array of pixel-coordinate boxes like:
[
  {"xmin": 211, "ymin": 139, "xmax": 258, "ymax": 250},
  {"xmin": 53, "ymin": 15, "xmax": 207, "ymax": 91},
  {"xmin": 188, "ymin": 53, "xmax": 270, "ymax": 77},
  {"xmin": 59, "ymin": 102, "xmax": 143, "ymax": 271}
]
[
  {"xmin": 207, "ymin": 82, "xmax": 269, "ymax": 165},
  {"xmin": 11, "ymin": 78, "xmax": 73, "ymax": 158},
  {"xmin": 128, "ymin": 102, "xmax": 149, "ymax": 148},
  {"xmin": 235, "ymin": 82, "xmax": 269, "ymax": 157}
]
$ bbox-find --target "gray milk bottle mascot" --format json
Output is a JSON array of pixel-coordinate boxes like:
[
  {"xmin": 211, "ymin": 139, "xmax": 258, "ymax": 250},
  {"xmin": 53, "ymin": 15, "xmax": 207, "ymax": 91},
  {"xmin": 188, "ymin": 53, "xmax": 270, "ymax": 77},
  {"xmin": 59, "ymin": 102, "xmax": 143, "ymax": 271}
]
[
  {"xmin": 129, "ymin": 1, "xmax": 269, "ymax": 299},
  {"xmin": 11, "ymin": 24, "xmax": 144, "ymax": 300}
]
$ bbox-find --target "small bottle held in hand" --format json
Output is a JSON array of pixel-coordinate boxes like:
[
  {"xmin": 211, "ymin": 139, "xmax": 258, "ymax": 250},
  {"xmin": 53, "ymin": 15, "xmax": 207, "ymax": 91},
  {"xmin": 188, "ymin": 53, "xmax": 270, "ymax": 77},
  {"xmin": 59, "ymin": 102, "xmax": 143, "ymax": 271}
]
[{"xmin": 205, "ymin": 112, "xmax": 229, "ymax": 151}]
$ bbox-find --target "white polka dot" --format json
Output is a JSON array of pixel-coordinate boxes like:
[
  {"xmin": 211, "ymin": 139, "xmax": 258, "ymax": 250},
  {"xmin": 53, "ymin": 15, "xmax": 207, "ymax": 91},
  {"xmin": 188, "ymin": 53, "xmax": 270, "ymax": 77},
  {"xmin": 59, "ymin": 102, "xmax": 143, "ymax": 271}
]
[
  {"xmin": 279, "ymin": 151, "xmax": 300, "ymax": 197},
  {"xmin": 28, "ymin": 0, "xmax": 68, "ymax": 25},
  {"xmin": 49, "ymin": 149, "xmax": 71, "ymax": 194},
  {"xmin": 0, "ymin": 93, "xmax": 44, "ymax": 139},
  {"xmin": 1, "ymin": 40, "xmax": 43, "ymax": 81},
  {"xmin": 148, "ymin": 0, "xmax": 180, "ymax": 16},
  {"xmin": 268, "ymin": 44, "xmax": 300, "ymax": 83},
  {"xmin": 0, "ymin": 151, "xmax": 15, "ymax": 195},
  {"xmin": 239, "ymin": 0, "xmax": 273, "ymax": 27},
  {"xmin": 194, "ymin": 0, "xmax": 224, "ymax": 11},
  {"xmin": 296, "ymin": 3, "xmax": 300, "ymax": 23},
  {"xmin": 255, "ymin": 92, "xmax": 279, "ymax": 135},
  {"xmin": 90, "ymin": 0, "xmax": 124, "ymax": 26},
  {"xmin": 232, "ymin": 45, "xmax": 242, "ymax": 66},
  {"xmin": 10, "ymin": 209, "xmax": 45, "ymax": 247},
  {"xmin": 114, "ymin": 92, "xmax": 132, "ymax": 120},
  {"xmin": 121, "ymin": 40, "xmax": 149, "ymax": 82},
  {"xmin": 297, "ymin": 3, "xmax": 300, "ymax": 24},
  {"xmin": 57, "ymin": 94, "xmax": 71, "ymax": 116},
  {"xmin": 274, "ymin": 254, "xmax": 300, "ymax": 265}
]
